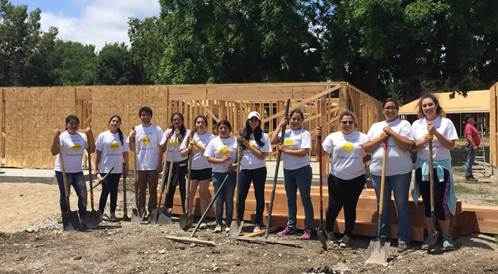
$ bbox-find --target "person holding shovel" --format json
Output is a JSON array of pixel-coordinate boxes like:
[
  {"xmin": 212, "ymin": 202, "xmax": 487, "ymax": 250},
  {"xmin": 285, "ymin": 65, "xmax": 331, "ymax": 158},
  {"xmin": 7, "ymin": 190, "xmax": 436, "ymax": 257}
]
[
  {"xmin": 51, "ymin": 114, "xmax": 95, "ymax": 229},
  {"xmin": 412, "ymin": 93, "xmax": 458, "ymax": 251},
  {"xmin": 180, "ymin": 115, "xmax": 214, "ymax": 229},
  {"xmin": 271, "ymin": 109, "xmax": 314, "ymax": 240},
  {"xmin": 237, "ymin": 111, "xmax": 272, "ymax": 232},
  {"xmin": 321, "ymin": 110, "xmax": 368, "ymax": 247},
  {"xmin": 128, "ymin": 106, "xmax": 163, "ymax": 219},
  {"xmin": 363, "ymin": 98, "xmax": 414, "ymax": 251},
  {"xmin": 95, "ymin": 115, "xmax": 129, "ymax": 222},
  {"xmin": 204, "ymin": 120, "xmax": 237, "ymax": 233},
  {"xmin": 159, "ymin": 112, "xmax": 190, "ymax": 214}
]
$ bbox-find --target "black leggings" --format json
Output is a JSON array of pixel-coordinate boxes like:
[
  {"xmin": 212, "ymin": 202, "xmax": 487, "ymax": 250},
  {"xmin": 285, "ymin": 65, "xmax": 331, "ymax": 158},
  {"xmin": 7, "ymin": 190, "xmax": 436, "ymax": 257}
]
[
  {"xmin": 164, "ymin": 160, "xmax": 187, "ymax": 212},
  {"xmin": 415, "ymin": 168, "xmax": 451, "ymax": 220},
  {"xmin": 237, "ymin": 167, "xmax": 267, "ymax": 225},
  {"xmin": 99, "ymin": 173, "xmax": 121, "ymax": 214},
  {"xmin": 326, "ymin": 174, "xmax": 365, "ymax": 236}
]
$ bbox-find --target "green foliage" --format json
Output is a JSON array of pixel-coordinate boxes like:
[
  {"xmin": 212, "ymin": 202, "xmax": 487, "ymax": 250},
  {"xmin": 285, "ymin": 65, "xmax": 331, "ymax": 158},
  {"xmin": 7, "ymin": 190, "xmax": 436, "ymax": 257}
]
[
  {"xmin": 95, "ymin": 43, "xmax": 140, "ymax": 85},
  {"xmin": 52, "ymin": 40, "xmax": 96, "ymax": 85}
]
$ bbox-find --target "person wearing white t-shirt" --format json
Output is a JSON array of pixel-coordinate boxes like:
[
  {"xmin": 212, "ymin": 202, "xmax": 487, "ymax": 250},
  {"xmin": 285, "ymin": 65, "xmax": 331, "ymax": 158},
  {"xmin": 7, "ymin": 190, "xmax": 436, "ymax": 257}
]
[
  {"xmin": 204, "ymin": 120, "xmax": 237, "ymax": 233},
  {"xmin": 51, "ymin": 114, "xmax": 95, "ymax": 229},
  {"xmin": 95, "ymin": 115, "xmax": 129, "ymax": 222},
  {"xmin": 159, "ymin": 112, "xmax": 190, "ymax": 214},
  {"xmin": 363, "ymin": 99, "xmax": 414, "ymax": 251},
  {"xmin": 412, "ymin": 94, "xmax": 458, "ymax": 251},
  {"xmin": 237, "ymin": 111, "xmax": 272, "ymax": 232},
  {"xmin": 271, "ymin": 109, "xmax": 314, "ymax": 240},
  {"xmin": 180, "ymin": 115, "xmax": 214, "ymax": 228},
  {"xmin": 321, "ymin": 111, "xmax": 368, "ymax": 247},
  {"xmin": 128, "ymin": 106, "xmax": 163, "ymax": 218}
]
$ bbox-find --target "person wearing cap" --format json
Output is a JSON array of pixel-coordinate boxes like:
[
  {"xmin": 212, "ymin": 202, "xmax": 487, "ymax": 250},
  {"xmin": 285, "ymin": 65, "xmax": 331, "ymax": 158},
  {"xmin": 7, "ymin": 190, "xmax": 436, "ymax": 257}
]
[
  {"xmin": 237, "ymin": 111, "xmax": 272, "ymax": 232},
  {"xmin": 463, "ymin": 114, "xmax": 480, "ymax": 181}
]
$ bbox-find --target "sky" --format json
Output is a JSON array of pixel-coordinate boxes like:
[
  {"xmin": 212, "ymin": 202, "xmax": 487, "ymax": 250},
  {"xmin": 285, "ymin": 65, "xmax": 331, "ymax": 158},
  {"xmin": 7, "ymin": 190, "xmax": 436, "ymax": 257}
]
[{"xmin": 11, "ymin": 0, "xmax": 161, "ymax": 51}]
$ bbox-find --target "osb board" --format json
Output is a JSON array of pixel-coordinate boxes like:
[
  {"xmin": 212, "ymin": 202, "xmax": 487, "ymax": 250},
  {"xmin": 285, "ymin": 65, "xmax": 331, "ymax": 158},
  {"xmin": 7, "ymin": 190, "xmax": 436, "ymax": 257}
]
[
  {"xmin": 490, "ymin": 82, "xmax": 497, "ymax": 167},
  {"xmin": 1, "ymin": 89, "xmax": 5, "ymax": 158},
  {"xmin": 4, "ymin": 87, "xmax": 75, "ymax": 168}
]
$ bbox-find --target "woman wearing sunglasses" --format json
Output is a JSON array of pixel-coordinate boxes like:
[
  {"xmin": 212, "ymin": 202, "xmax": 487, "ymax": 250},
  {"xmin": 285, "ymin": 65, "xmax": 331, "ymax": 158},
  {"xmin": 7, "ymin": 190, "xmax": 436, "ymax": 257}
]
[{"xmin": 322, "ymin": 110, "xmax": 368, "ymax": 247}]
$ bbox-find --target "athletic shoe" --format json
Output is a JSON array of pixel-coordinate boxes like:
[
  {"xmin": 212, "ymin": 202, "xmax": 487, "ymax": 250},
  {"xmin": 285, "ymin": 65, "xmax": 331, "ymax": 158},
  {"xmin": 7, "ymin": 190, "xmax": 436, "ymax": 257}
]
[
  {"xmin": 109, "ymin": 213, "xmax": 117, "ymax": 222},
  {"xmin": 78, "ymin": 223, "xmax": 88, "ymax": 232},
  {"xmin": 421, "ymin": 236, "xmax": 432, "ymax": 250},
  {"xmin": 299, "ymin": 230, "xmax": 312, "ymax": 240},
  {"xmin": 199, "ymin": 223, "xmax": 207, "ymax": 229},
  {"xmin": 465, "ymin": 176, "xmax": 478, "ymax": 182},
  {"xmin": 276, "ymin": 226, "xmax": 296, "ymax": 237},
  {"xmin": 225, "ymin": 227, "xmax": 230, "ymax": 233},
  {"xmin": 398, "ymin": 240, "xmax": 408, "ymax": 252},
  {"xmin": 442, "ymin": 237, "xmax": 455, "ymax": 251},
  {"xmin": 253, "ymin": 224, "xmax": 261, "ymax": 232},
  {"xmin": 339, "ymin": 235, "xmax": 351, "ymax": 248},
  {"xmin": 326, "ymin": 231, "xmax": 336, "ymax": 242},
  {"xmin": 214, "ymin": 224, "xmax": 222, "ymax": 233}
]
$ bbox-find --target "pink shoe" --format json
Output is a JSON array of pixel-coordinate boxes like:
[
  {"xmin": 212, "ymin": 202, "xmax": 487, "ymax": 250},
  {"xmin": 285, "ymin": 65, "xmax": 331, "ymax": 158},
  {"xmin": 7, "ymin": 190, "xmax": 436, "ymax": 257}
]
[
  {"xmin": 299, "ymin": 229, "xmax": 312, "ymax": 240},
  {"xmin": 276, "ymin": 226, "xmax": 296, "ymax": 237}
]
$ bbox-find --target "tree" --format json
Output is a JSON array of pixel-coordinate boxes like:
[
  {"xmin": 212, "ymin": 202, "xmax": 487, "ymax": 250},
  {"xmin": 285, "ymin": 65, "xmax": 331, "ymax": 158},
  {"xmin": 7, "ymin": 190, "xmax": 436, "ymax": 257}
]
[
  {"xmin": 52, "ymin": 40, "xmax": 96, "ymax": 85},
  {"xmin": 95, "ymin": 43, "xmax": 140, "ymax": 85}
]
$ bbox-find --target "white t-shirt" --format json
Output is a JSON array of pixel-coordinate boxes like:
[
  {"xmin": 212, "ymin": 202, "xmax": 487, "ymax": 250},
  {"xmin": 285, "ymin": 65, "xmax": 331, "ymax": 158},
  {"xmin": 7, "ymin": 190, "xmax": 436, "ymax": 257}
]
[
  {"xmin": 367, "ymin": 119, "xmax": 414, "ymax": 176},
  {"xmin": 54, "ymin": 131, "xmax": 87, "ymax": 173},
  {"xmin": 240, "ymin": 132, "xmax": 272, "ymax": 170},
  {"xmin": 322, "ymin": 130, "xmax": 368, "ymax": 180},
  {"xmin": 160, "ymin": 128, "xmax": 190, "ymax": 163},
  {"xmin": 95, "ymin": 130, "xmax": 129, "ymax": 174},
  {"xmin": 412, "ymin": 117, "xmax": 458, "ymax": 161},
  {"xmin": 204, "ymin": 136, "xmax": 237, "ymax": 173},
  {"xmin": 279, "ymin": 129, "xmax": 312, "ymax": 170},
  {"xmin": 131, "ymin": 124, "xmax": 163, "ymax": 171},
  {"xmin": 180, "ymin": 132, "xmax": 214, "ymax": 170}
]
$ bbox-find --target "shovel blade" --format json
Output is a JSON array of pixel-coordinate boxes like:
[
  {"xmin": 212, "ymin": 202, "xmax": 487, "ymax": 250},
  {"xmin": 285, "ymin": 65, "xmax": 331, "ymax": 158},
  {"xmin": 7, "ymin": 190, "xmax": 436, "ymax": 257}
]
[
  {"xmin": 85, "ymin": 210, "xmax": 101, "ymax": 229},
  {"xmin": 365, "ymin": 239, "xmax": 390, "ymax": 266},
  {"xmin": 149, "ymin": 208, "xmax": 171, "ymax": 225},
  {"xmin": 317, "ymin": 230, "xmax": 328, "ymax": 251},
  {"xmin": 229, "ymin": 221, "xmax": 244, "ymax": 238},
  {"xmin": 62, "ymin": 210, "xmax": 80, "ymax": 231},
  {"xmin": 179, "ymin": 214, "xmax": 194, "ymax": 231}
]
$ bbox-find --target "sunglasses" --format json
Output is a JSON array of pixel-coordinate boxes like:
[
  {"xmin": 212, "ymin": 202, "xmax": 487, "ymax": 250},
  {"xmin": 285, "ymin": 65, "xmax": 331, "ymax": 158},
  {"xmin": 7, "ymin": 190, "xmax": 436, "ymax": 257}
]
[{"xmin": 341, "ymin": 121, "xmax": 354, "ymax": 125}]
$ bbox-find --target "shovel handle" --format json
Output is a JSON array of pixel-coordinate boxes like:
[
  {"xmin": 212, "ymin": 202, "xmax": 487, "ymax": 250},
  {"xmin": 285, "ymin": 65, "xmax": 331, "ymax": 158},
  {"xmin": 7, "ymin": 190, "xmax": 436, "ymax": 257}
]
[
  {"xmin": 58, "ymin": 138, "xmax": 71, "ymax": 211},
  {"xmin": 317, "ymin": 131, "xmax": 324, "ymax": 229},
  {"xmin": 88, "ymin": 152, "xmax": 95, "ymax": 210},
  {"xmin": 377, "ymin": 139, "xmax": 388, "ymax": 237}
]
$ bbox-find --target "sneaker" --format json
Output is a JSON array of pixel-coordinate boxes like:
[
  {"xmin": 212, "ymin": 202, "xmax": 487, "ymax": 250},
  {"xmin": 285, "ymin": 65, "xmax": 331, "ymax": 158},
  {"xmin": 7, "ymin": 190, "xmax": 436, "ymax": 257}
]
[
  {"xmin": 199, "ymin": 223, "xmax": 207, "ymax": 229},
  {"xmin": 253, "ymin": 224, "xmax": 262, "ymax": 232},
  {"xmin": 421, "ymin": 236, "xmax": 432, "ymax": 250},
  {"xmin": 465, "ymin": 176, "xmax": 478, "ymax": 182},
  {"xmin": 109, "ymin": 213, "xmax": 117, "ymax": 222},
  {"xmin": 78, "ymin": 223, "xmax": 88, "ymax": 232},
  {"xmin": 398, "ymin": 240, "xmax": 408, "ymax": 252},
  {"xmin": 214, "ymin": 224, "xmax": 222, "ymax": 233},
  {"xmin": 326, "ymin": 231, "xmax": 336, "ymax": 242},
  {"xmin": 276, "ymin": 226, "xmax": 296, "ymax": 237},
  {"xmin": 339, "ymin": 235, "xmax": 351, "ymax": 248},
  {"xmin": 441, "ymin": 237, "xmax": 455, "ymax": 251},
  {"xmin": 225, "ymin": 227, "xmax": 230, "ymax": 233},
  {"xmin": 299, "ymin": 229, "xmax": 312, "ymax": 240}
]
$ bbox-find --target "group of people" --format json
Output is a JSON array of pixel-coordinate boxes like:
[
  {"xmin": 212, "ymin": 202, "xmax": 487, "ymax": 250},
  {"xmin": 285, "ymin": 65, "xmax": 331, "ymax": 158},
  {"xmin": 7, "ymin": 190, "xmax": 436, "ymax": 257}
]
[{"xmin": 51, "ymin": 93, "xmax": 460, "ymax": 252}]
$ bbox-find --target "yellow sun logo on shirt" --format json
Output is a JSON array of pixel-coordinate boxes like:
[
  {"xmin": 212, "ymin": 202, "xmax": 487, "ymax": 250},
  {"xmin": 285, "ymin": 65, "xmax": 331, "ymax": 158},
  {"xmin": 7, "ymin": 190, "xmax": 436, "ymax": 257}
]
[
  {"xmin": 142, "ymin": 135, "xmax": 150, "ymax": 145},
  {"xmin": 249, "ymin": 140, "xmax": 257, "ymax": 147},
  {"xmin": 111, "ymin": 141, "xmax": 120, "ymax": 151},
  {"xmin": 169, "ymin": 138, "xmax": 181, "ymax": 146},
  {"xmin": 283, "ymin": 138, "xmax": 294, "ymax": 146},
  {"xmin": 342, "ymin": 142, "xmax": 354, "ymax": 153},
  {"xmin": 219, "ymin": 146, "xmax": 229, "ymax": 155},
  {"xmin": 71, "ymin": 144, "xmax": 81, "ymax": 152}
]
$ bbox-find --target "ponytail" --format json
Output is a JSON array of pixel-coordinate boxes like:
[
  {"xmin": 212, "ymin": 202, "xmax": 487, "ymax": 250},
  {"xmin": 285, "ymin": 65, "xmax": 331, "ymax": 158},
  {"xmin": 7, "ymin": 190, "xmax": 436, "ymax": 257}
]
[{"xmin": 108, "ymin": 114, "xmax": 124, "ymax": 145}]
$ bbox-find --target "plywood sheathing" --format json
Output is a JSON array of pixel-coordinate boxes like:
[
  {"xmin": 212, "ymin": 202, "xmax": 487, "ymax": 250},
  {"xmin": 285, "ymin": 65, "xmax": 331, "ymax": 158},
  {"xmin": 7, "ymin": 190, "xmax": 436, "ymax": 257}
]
[{"xmin": 490, "ymin": 82, "xmax": 498, "ymax": 167}]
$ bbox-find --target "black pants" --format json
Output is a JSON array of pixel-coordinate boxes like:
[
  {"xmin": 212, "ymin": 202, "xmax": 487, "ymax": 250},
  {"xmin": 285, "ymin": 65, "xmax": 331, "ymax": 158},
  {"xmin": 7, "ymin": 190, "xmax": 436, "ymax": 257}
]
[
  {"xmin": 164, "ymin": 160, "xmax": 187, "ymax": 212},
  {"xmin": 415, "ymin": 168, "xmax": 451, "ymax": 220},
  {"xmin": 99, "ymin": 173, "xmax": 121, "ymax": 214},
  {"xmin": 237, "ymin": 167, "xmax": 267, "ymax": 225},
  {"xmin": 326, "ymin": 174, "xmax": 365, "ymax": 236}
]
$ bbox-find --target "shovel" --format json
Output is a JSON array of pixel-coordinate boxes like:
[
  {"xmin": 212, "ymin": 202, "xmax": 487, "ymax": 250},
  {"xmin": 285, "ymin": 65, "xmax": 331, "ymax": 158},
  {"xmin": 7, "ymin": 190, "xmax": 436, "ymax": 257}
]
[
  {"xmin": 426, "ymin": 139, "xmax": 439, "ymax": 253},
  {"xmin": 229, "ymin": 144, "xmax": 244, "ymax": 238},
  {"xmin": 316, "ymin": 132, "xmax": 328, "ymax": 251},
  {"xmin": 149, "ymin": 157, "xmax": 174, "ymax": 225},
  {"xmin": 179, "ymin": 150, "xmax": 195, "ymax": 230},
  {"xmin": 90, "ymin": 166, "xmax": 115, "ymax": 191},
  {"xmin": 365, "ymin": 140, "xmax": 390, "ymax": 266},
  {"xmin": 121, "ymin": 167, "xmax": 131, "ymax": 221},
  {"xmin": 85, "ymin": 153, "xmax": 101, "ymax": 228},
  {"xmin": 58, "ymin": 141, "xmax": 80, "ymax": 231},
  {"xmin": 131, "ymin": 129, "xmax": 145, "ymax": 223}
]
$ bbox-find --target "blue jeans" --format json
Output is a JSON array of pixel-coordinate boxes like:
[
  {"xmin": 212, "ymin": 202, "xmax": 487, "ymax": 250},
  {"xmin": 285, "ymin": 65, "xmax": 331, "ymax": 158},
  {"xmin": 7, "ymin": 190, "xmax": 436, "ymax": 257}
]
[
  {"xmin": 55, "ymin": 171, "xmax": 87, "ymax": 220},
  {"xmin": 465, "ymin": 145, "xmax": 475, "ymax": 177},
  {"xmin": 283, "ymin": 165, "xmax": 315, "ymax": 231},
  {"xmin": 372, "ymin": 172, "xmax": 411, "ymax": 243},
  {"xmin": 238, "ymin": 167, "xmax": 267, "ymax": 225},
  {"xmin": 212, "ymin": 172, "xmax": 236, "ymax": 226}
]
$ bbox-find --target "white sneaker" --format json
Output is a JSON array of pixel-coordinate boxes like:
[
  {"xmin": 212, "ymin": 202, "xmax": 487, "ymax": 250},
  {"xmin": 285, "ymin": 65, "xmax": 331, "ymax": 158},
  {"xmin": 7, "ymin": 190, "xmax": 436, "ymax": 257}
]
[
  {"xmin": 214, "ymin": 224, "xmax": 222, "ymax": 233},
  {"xmin": 225, "ymin": 227, "xmax": 230, "ymax": 233},
  {"xmin": 253, "ymin": 224, "xmax": 261, "ymax": 232},
  {"xmin": 199, "ymin": 223, "xmax": 207, "ymax": 229}
]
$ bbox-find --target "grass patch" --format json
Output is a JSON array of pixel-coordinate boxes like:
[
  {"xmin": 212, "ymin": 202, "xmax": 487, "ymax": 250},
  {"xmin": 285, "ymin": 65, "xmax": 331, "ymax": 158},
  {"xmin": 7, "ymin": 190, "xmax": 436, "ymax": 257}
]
[
  {"xmin": 455, "ymin": 184, "xmax": 480, "ymax": 195},
  {"xmin": 452, "ymin": 166, "xmax": 466, "ymax": 176}
]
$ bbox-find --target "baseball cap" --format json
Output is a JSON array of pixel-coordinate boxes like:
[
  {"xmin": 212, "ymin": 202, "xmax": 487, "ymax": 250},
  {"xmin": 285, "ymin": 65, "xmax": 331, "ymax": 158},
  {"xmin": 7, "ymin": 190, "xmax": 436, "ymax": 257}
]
[{"xmin": 248, "ymin": 111, "xmax": 261, "ymax": 120}]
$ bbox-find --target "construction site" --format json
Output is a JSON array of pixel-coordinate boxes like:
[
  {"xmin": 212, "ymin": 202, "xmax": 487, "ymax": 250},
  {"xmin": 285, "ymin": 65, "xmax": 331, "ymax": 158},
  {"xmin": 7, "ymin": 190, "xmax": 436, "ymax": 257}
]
[{"xmin": 0, "ymin": 82, "xmax": 497, "ymax": 273}]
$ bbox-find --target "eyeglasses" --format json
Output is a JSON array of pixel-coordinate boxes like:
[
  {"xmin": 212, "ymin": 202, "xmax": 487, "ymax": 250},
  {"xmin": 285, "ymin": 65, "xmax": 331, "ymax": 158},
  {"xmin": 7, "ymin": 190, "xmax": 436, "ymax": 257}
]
[
  {"xmin": 384, "ymin": 106, "xmax": 398, "ymax": 110},
  {"xmin": 341, "ymin": 121, "xmax": 354, "ymax": 125}
]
